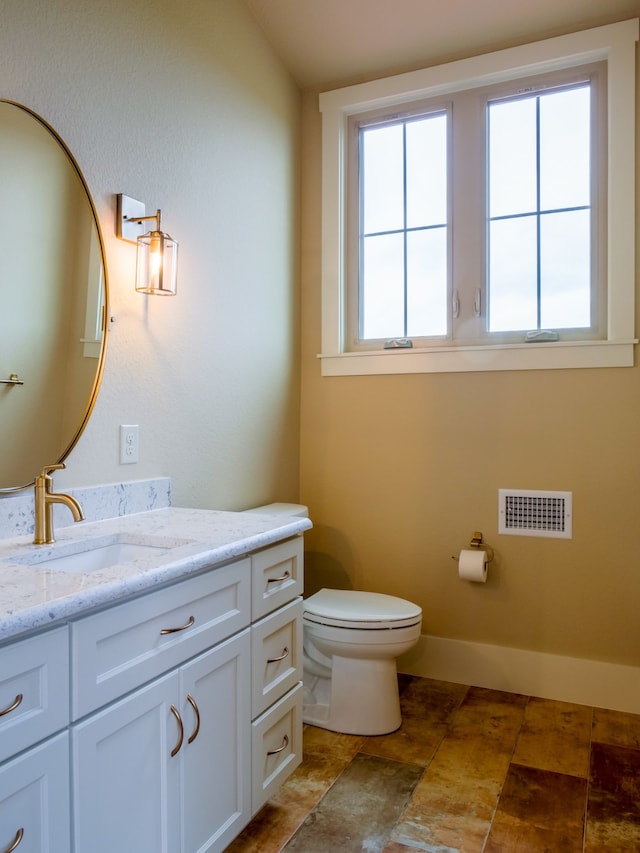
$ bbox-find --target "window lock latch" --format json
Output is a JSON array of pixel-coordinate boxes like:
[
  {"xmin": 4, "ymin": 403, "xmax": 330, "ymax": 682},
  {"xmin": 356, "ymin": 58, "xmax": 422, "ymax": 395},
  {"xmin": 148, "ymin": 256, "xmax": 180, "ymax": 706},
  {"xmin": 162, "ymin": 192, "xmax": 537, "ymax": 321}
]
[
  {"xmin": 383, "ymin": 338, "xmax": 413, "ymax": 349},
  {"xmin": 525, "ymin": 330, "xmax": 559, "ymax": 342}
]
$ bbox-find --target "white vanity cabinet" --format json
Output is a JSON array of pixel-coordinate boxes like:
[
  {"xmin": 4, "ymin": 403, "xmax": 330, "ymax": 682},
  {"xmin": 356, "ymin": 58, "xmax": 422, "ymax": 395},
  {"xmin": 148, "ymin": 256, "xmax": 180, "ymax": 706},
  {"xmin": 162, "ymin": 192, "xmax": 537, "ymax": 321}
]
[
  {"xmin": 0, "ymin": 627, "xmax": 71, "ymax": 853},
  {"xmin": 0, "ymin": 527, "xmax": 306, "ymax": 853}
]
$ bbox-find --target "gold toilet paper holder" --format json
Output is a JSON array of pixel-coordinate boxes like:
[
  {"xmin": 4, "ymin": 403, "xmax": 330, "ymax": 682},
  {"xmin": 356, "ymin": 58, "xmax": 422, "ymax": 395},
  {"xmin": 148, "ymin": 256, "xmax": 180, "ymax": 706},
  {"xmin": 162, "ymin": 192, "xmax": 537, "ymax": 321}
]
[
  {"xmin": 451, "ymin": 532, "xmax": 494, "ymax": 564},
  {"xmin": 468, "ymin": 531, "xmax": 494, "ymax": 562}
]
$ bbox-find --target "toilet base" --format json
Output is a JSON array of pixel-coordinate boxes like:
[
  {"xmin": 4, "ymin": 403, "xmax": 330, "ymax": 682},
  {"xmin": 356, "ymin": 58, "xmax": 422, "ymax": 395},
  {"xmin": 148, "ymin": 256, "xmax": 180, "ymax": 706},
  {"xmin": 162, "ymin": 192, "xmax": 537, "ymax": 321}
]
[{"xmin": 303, "ymin": 654, "xmax": 402, "ymax": 736}]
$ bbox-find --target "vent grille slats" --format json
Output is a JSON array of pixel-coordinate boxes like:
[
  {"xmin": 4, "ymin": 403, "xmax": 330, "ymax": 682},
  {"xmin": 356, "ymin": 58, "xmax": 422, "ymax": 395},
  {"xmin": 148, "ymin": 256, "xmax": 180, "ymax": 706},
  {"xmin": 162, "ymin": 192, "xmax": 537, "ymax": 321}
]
[{"xmin": 498, "ymin": 489, "xmax": 572, "ymax": 539}]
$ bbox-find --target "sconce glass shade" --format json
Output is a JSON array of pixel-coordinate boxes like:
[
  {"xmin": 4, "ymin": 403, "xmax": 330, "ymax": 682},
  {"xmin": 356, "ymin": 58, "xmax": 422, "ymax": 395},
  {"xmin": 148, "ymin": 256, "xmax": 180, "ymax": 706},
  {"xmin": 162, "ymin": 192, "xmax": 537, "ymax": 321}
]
[{"xmin": 135, "ymin": 229, "xmax": 178, "ymax": 295}]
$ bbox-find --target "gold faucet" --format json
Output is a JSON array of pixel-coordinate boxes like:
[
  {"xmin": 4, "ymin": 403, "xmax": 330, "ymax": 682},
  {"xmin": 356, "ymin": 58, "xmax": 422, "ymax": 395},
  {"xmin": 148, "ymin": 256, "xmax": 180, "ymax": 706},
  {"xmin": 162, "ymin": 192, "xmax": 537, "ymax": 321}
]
[{"xmin": 34, "ymin": 463, "xmax": 84, "ymax": 545}]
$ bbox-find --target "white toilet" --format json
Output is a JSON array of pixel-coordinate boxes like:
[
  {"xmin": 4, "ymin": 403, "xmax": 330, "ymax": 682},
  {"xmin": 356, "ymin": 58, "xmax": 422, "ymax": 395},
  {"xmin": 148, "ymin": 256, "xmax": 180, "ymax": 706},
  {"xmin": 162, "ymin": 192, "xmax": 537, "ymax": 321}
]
[
  {"xmin": 244, "ymin": 503, "xmax": 423, "ymax": 737},
  {"xmin": 303, "ymin": 588, "xmax": 422, "ymax": 735}
]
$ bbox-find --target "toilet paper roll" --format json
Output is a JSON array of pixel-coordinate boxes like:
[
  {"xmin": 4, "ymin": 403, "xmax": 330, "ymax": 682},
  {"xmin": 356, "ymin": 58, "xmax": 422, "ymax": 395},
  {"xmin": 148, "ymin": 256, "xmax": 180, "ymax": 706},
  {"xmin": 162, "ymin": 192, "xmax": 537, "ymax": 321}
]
[{"xmin": 458, "ymin": 549, "xmax": 488, "ymax": 583}]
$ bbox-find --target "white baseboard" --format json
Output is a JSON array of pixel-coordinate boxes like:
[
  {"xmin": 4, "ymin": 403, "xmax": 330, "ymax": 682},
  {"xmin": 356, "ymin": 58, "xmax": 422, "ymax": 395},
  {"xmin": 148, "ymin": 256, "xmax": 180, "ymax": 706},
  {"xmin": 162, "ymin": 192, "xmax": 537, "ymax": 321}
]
[{"xmin": 397, "ymin": 634, "xmax": 640, "ymax": 715}]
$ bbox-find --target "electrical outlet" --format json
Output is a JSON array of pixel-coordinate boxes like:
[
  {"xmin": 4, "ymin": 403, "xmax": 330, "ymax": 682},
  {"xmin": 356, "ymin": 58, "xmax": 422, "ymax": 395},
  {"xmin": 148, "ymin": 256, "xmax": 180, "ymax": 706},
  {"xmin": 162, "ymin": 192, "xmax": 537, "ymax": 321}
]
[{"xmin": 119, "ymin": 424, "xmax": 139, "ymax": 464}]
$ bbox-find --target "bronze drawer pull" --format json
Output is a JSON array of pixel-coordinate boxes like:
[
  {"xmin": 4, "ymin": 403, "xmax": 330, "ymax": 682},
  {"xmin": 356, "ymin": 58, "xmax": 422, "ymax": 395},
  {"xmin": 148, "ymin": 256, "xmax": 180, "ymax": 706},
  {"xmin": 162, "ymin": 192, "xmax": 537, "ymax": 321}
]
[
  {"xmin": 3, "ymin": 828, "xmax": 24, "ymax": 853},
  {"xmin": 186, "ymin": 694, "xmax": 200, "ymax": 744},
  {"xmin": 170, "ymin": 705, "xmax": 184, "ymax": 757},
  {"xmin": 267, "ymin": 647, "xmax": 289, "ymax": 664},
  {"xmin": 0, "ymin": 693, "xmax": 23, "ymax": 718},
  {"xmin": 266, "ymin": 571, "xmax": 290, "ymax": 584},
  {"xmin": 267, "ymin": 734, "xmax": 289, "ymax": 756},
  {"xmin": 160, "ymin": 615, "xmax": 195, "ymax": 635}
]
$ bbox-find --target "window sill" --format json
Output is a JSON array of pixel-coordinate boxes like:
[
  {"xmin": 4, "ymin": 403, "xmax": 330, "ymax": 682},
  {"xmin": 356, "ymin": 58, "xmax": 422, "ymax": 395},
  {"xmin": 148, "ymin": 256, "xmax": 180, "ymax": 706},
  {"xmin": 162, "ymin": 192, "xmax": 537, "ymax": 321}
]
[{"xmin": 318, "ymin": 339, "xmax": 637, "ymax": 376}]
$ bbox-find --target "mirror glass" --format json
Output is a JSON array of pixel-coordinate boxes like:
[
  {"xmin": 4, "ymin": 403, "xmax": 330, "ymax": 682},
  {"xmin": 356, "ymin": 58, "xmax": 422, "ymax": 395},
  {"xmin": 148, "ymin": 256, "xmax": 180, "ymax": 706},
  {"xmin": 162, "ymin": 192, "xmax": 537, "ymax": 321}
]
[{"xmin": 0, "ymin": 100, "xmax": 108, "ymax": 491}]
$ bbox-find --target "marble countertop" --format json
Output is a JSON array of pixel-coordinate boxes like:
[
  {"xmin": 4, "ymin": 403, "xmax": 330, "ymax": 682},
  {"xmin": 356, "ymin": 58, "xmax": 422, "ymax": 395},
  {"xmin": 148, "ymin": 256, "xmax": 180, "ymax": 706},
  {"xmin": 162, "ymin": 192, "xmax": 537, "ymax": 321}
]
[{"xmin": 0, "ymin": 507, "xmax": 312, "ymax": 643}]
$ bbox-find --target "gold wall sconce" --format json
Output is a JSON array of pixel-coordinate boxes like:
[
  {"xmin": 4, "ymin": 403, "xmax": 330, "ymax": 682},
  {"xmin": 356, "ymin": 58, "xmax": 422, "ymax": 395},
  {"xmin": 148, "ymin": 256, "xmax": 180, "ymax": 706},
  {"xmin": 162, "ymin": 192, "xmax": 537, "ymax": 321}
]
[{"xmin": 116, "ymin": 194, "xmax": 178, "ymax": 296}]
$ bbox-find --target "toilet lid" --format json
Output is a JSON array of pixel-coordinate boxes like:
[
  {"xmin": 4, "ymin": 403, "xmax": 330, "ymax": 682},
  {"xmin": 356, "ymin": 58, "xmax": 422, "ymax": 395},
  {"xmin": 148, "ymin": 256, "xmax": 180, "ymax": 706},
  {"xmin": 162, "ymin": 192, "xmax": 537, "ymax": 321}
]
[{"xmin": 303, "ymin": 588, "xmax": 422, "ymax": 629}]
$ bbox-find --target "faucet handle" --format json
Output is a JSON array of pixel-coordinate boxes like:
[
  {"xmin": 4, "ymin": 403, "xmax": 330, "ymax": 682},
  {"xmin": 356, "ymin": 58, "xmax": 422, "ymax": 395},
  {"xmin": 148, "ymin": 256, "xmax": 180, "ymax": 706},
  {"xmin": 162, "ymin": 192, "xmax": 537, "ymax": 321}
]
[{"xmin": 39, "ymin": 463, "xmax": 65, "ymax": 479}]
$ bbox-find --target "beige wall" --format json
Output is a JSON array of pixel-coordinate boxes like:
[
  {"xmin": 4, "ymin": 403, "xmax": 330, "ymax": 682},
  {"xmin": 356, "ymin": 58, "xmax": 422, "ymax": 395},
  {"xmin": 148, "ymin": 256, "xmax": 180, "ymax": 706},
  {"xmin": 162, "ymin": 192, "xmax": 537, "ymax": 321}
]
[
  {"xmin": 299, "ymin": 41, "xmax": 640, "ymax": 669},
  {"xmin": 0, "ymin": 0, "xmax": 301, "ymax": 510}
]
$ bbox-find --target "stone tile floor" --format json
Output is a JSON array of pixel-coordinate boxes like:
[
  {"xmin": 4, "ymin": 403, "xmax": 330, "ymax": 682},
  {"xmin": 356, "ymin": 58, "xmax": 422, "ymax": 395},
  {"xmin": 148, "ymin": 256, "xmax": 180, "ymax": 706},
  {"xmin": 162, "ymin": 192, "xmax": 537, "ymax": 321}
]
[{"xmin": 226, "ymin": 675, "xmax": 640, "ymax": 852}]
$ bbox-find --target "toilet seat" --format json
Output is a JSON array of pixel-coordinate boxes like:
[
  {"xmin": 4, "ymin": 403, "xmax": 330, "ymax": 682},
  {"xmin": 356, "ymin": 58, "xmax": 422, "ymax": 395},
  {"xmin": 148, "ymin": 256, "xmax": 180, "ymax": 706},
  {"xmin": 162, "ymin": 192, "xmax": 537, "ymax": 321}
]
[{"xmin": 303, "ymin": 588, "xmax": 422, "ymax": 630}]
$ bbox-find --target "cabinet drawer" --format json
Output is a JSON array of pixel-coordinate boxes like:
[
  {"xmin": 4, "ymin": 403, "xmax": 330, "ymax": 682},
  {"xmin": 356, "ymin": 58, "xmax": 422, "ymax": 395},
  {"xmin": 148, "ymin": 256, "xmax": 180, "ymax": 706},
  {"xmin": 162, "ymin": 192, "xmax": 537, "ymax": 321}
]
[
  {"xmin": 71, "ymin": 559, "xmax": 251, "ymax": 719},
  {"xmin": 251, "ymin": 598, "xmax": 302, "ymax": 718},
  {"xmin": 251, "ymin": 682, "xmax": 302, "ymax": 815},
  {"xmin": 0, "ymin": 731, "xmax": 70, "ymax": 853},
  {"xmin": 251, "ymin": 537, "xmax": 303, "ymax": 620},
  {"xmin": 0, "ymin": 627, "xmax": 69, "ymax": 764}
]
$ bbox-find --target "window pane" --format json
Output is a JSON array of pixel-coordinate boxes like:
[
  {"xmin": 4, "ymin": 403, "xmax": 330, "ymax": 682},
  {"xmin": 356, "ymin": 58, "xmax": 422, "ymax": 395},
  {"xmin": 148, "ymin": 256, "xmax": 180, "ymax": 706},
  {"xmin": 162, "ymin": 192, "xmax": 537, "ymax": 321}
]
[
  {"xmin": 489, "ymin": 98, "xmax": 537, "ymax": 218},
  {"xmin": 540, "ymin": 86, "xmax": 590, "ymax": 211},
  {"xmin": 362, "ymin": 232, "xmax": 405, "ymax": 338},
  {"xmin": 407, "ymin": 227, "xmax": 447, "ymax": 336},
  {"xmin": 362, "ymin": 124, "xmax": 404, "ymax": 234},
  {"xmin": 406, "ymin": 114, "xmax": 447, "ymax": 228},
  {"xmin": 489, "ymin": 216, "xmax": 538, "ymax": 331},
  {"xmin": 540, "ymin": 209, "xmax": 590, "ymax": 328}
]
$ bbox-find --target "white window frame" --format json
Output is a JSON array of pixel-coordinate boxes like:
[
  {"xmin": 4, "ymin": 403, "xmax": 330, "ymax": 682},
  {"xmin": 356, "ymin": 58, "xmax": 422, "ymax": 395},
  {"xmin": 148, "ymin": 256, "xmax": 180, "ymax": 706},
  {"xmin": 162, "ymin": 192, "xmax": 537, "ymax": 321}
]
[{"xmin": 318, "ymin": 20, "xmax": 638, "ymax": 376}]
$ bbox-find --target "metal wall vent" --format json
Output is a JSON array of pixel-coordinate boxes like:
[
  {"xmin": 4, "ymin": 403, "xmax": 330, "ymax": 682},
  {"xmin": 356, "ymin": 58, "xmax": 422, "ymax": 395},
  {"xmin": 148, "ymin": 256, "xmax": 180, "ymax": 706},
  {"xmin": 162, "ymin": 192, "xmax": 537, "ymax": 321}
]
[{"xmin": 498, "ymin": 489, "xmax": 572, "ymax": 539}]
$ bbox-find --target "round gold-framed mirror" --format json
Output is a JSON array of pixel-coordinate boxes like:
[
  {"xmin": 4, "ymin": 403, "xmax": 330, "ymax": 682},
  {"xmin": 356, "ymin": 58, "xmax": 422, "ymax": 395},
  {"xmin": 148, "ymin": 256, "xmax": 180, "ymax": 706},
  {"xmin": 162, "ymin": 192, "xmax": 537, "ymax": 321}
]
[{"xmin": 0, "ymin": 100, "xmax": 109, "ymax": 492}]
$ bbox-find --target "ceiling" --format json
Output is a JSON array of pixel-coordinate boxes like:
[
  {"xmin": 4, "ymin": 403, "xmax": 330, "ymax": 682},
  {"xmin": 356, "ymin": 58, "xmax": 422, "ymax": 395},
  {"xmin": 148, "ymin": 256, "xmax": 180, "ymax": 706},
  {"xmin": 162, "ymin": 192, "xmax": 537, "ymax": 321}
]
[{"xmin": 244, "ymin": 0, "xmax": 638, "ymax": 91}]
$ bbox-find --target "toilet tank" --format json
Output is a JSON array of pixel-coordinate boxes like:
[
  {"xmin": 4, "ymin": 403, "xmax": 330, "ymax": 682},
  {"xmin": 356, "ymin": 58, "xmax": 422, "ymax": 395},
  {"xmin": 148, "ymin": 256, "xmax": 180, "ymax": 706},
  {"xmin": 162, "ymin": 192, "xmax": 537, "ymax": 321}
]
[{"xmin": 243, "ymin": 503, "xmax": 309, "ymax": 518}]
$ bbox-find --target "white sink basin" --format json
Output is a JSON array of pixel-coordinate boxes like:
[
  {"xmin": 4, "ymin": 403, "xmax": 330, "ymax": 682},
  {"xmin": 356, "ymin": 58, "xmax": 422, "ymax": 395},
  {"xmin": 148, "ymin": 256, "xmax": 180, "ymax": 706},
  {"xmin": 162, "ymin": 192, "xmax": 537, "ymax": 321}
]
[{"xmin": 12, "ymin": 535, "xmax": 186, "ymax": 573}]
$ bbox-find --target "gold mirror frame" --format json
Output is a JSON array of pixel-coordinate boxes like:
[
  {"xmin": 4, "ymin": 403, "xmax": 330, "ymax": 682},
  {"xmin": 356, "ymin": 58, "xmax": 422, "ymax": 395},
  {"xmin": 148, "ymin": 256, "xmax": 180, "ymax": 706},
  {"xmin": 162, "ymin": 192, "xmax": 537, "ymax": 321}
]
[{"xmin": 0, "ymin": 100, "xmax": 109, "ymax": 492}]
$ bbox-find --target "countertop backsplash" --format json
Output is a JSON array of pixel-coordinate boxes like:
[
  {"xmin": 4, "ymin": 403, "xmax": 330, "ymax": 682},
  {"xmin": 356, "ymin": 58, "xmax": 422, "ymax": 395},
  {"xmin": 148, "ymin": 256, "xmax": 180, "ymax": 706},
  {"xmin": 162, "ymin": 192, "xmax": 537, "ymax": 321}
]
[{"xmin": 0, "ymin": 478, "xmax": 172, "ymax": 539}]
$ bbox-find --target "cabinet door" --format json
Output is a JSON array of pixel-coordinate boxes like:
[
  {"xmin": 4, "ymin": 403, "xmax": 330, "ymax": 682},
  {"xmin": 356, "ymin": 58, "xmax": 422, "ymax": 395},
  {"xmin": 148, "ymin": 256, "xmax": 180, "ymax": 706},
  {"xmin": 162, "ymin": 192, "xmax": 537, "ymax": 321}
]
[
  {"xmin": 179, "ymin": 630, "xmax": 251, "ymax": 853},
  {"xmin": 0, "ymin": 732, "xmax": 70, "ymax": 853},
  {"xmin": 72, "ymin": 671, "xmax": 181, "ymax": 853}
]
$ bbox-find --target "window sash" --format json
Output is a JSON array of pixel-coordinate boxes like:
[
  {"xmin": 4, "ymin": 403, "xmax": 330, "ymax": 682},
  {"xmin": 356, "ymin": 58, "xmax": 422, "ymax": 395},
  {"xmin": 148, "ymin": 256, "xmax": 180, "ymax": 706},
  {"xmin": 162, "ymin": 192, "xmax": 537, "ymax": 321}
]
[
  {"xmin": 486, "ymin": 78, "xmax": 602, "ymax": 339},
  {"xmin": 357, "ymin": 110, "xmax": 449, "ymax": 343}
]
